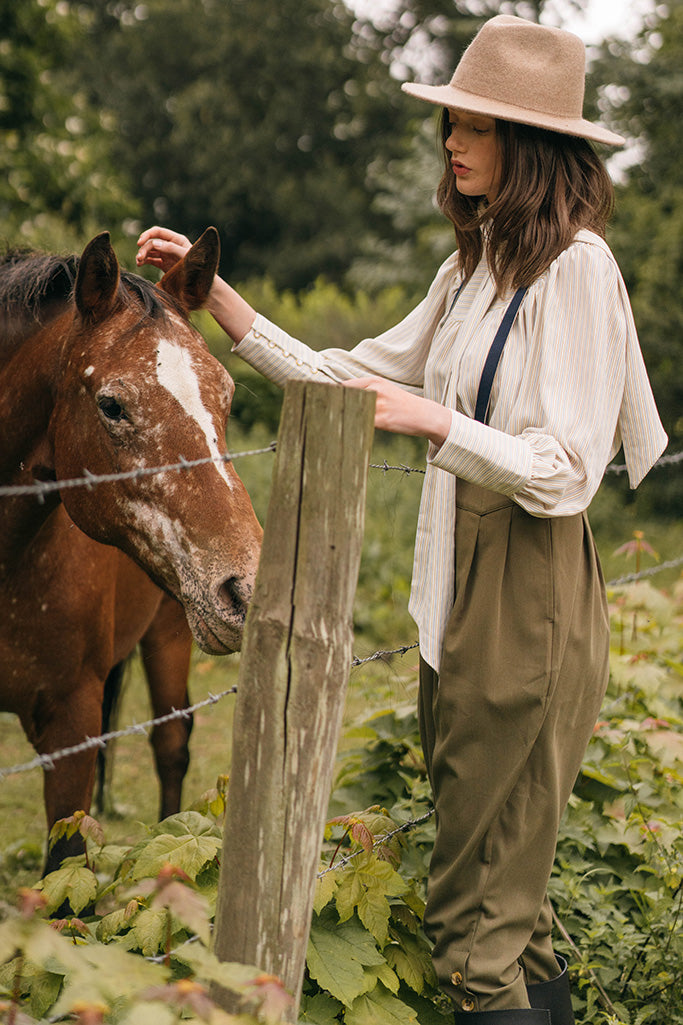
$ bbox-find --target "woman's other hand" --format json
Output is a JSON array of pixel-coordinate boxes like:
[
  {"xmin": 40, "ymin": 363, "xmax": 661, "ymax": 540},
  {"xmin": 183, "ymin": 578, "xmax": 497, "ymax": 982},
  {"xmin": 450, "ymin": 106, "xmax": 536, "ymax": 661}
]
[
  {"xmin": 136, "ymin": 227, "xmax": 192, "ymax": 272},
  {"xmin": 342, "ymin": 376, "xmax": 452, "ymax": 448}
]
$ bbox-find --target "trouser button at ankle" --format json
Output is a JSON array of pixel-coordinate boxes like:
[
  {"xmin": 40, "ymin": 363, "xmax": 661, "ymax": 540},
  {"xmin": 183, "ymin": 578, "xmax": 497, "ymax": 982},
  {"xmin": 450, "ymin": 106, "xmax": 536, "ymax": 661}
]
[
  {"xmin": 461, "ymin": 997, "xmax": 475, "ymax": 1011},
  {"xmin": 451, "ymin": 971, "xmax": 463, "ymax": 987}
]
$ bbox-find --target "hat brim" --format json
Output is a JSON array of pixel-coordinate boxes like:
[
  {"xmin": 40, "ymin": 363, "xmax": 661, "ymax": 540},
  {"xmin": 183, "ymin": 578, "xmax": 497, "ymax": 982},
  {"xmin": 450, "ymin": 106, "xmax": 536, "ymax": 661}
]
[{"xmin": 401, "ymin": 81, "xmax": 624, "ymax": 148}]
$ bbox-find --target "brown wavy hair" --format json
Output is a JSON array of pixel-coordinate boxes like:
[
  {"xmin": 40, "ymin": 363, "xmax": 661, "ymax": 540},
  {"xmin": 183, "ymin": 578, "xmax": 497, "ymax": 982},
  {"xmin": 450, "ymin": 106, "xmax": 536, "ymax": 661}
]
[{"xmin": 436, "ymin": 108, "xmax": 615, "ymax": 296}]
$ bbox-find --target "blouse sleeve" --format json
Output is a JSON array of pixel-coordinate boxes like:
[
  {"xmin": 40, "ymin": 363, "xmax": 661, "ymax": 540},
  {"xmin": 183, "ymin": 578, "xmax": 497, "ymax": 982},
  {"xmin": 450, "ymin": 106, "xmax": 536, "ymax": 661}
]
[
  {"xmin": 430, "ymin": 240, "xmax": 629, "ymax": 516},
  {"xmin": 233, "ymin": 253, "xmax": 460, "ymax": 393}
]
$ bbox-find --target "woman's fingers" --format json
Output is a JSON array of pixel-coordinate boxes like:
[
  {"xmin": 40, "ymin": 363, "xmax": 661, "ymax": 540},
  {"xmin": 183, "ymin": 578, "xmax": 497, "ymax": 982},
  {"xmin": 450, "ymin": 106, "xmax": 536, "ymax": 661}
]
[{"xmin": 136, "ymin": 226, "xmax": 192, "ymax": 270}]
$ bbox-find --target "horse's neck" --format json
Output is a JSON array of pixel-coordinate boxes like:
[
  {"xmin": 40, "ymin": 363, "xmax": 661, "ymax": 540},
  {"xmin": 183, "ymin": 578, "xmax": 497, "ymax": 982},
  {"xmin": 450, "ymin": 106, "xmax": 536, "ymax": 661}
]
[
  {"xmin": 0, "ymin": 321, "xmax": 68, "ymax": 561},
  {"xmin": 0, "ymin": 316, "xmax": 67, "ymax": 483},
  {"xmin": 0, "ymin": 295, "xmax": 72, "ymax": 366}
]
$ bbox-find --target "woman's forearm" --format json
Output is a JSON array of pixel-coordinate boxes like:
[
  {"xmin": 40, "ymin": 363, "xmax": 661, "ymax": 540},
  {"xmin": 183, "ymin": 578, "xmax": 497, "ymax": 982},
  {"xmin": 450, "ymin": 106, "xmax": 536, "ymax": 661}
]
[{"xmin": 206, "ymin": 276, "xmax": 257, "ymax": 345}]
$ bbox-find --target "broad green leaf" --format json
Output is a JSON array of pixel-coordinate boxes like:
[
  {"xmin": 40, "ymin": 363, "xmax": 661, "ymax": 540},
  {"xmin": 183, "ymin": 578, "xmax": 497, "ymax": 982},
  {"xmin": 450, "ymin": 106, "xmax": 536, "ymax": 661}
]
[
  {"xmin": 96, "ymin": 902, "xmax": 139, "ymax": 943},
  {"xmin": 313, "ymin": 867, "xmax": 337, "ymax": 914},
  {"xmin": 357, "ymin": 883, "xmax": 392, "ymax": 947},
  {"xmin": 119, "ymin": 907, "xmax": 169, "ymax": 956},
  {"xmin": 26, "ymin": 968, "xmax": 63, "ymax": 1019},
  {"xmin": 334, "ymin": 855, "xmax": 407, "ymax": 945},
  {"xmin": 385, "ymin": 933, "xmax": 435, "ymax": 994},
  {"xmin": 38, "ymin": 864, "xmax": 98, "ymax": 915},
  {"xmin": 306, "ymin": 909, "xmax": 384, "ymax": 1005},
  {"xmin": 128, "ymin": 831, "xmax": 221, "ymax": 882},
  {"xmin": 345, "ymin": 984, "xmax": 418, "ymax": 1025},
  {"xmin": 299, "ymin": 991, "xmax": 344, "ymax": 1024},
  {"xmin": 149, "ymin": 810, "xmax": 221, "ymax": 839},
  {"xmin": 365, "ymin": 962, "xmax": 401, "ymax": 995}
]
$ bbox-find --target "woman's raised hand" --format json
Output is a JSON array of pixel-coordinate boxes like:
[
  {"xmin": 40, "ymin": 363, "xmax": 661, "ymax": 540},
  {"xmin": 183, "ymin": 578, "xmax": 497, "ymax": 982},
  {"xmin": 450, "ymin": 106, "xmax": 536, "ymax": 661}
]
[{"xmin": 136, "ymin": 227, "xmax": 193, "ymax": 273}]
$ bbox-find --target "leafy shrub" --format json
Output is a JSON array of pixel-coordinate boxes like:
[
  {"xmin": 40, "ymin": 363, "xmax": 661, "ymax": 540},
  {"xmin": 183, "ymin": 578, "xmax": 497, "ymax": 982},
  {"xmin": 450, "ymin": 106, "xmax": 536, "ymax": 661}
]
[{"xmin": 0, "ymin": 554, "xmax": 681, "ymax": 1024}]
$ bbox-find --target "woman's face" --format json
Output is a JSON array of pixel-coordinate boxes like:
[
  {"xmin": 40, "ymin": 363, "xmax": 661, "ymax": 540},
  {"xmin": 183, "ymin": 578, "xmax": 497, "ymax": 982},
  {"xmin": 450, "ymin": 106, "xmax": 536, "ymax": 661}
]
[{"xmin": 444, "ymin": 108, "xmax": 501, "ymax": 203}]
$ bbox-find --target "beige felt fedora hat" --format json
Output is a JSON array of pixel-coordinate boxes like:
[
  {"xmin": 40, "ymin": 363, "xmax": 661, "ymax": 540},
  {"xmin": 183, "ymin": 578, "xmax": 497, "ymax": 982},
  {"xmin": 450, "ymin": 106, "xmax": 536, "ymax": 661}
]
[{"xmin": 401, "ymin": 14, "xmax": 624, "ymax": 147}]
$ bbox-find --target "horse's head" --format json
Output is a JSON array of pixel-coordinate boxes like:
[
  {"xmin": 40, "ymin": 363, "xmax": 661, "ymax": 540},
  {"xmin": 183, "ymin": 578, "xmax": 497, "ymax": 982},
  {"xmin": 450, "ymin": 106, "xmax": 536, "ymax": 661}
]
[{"xmin": 48, "ymin": 229, "xmax": 262, "ymax": 655}]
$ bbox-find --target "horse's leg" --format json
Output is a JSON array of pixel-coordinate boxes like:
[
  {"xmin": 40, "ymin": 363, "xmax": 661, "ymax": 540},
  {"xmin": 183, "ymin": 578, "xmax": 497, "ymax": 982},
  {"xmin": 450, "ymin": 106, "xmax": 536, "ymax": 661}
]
[
  {"xmin": 139, "ymin": 596, "xmax": 194, "ymax": 820},
  {"xmin": 93, "ymin": 660, "xmax": 127, "ymax": 817},
  {"xmin": 37, "ymin": 681, "xmax": 105, "ymax": 878}
]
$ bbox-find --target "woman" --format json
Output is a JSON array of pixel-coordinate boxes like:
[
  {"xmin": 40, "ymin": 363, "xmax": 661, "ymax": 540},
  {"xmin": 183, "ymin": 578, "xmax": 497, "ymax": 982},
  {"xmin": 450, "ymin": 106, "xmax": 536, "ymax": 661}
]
[{"xmin": 137, "ymin": 15, "xmax": 667, "ymax": 1023}]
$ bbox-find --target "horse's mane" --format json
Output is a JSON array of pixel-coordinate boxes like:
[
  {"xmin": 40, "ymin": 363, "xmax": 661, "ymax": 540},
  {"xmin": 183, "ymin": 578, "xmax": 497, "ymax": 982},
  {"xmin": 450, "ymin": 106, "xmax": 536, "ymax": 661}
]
[{"xmin": 0, "ymin": 247, "xmax": 174, "ymax": 323}]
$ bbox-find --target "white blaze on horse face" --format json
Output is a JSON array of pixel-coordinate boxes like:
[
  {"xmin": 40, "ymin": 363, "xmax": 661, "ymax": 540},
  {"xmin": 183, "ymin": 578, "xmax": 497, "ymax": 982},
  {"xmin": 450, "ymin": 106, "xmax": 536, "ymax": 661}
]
[{"xmin": 155, "ymin": 336, "xmax": 233, "ymax": 490}]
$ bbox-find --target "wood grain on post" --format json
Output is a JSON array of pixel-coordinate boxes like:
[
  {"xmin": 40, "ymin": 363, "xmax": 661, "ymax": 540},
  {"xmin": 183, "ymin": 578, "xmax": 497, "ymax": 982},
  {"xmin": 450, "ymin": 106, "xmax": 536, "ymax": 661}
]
[{"xmin": 212, "ymin": 380, "xmax": 376, "ymax": 1019}]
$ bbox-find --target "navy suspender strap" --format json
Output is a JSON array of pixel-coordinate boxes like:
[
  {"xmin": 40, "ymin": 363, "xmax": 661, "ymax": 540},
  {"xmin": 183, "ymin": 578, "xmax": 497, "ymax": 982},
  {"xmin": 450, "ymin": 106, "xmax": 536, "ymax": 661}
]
[{"xmin": 473, "ymin": 285, "xmax": 527, "ymax": 424}]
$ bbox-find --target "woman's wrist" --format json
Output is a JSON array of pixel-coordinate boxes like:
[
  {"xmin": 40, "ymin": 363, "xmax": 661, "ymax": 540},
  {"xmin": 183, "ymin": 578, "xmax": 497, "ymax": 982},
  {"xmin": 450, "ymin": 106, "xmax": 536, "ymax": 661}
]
[
  {"xmin": 423, "ymin": 401, "xmax": 453, "ymax": 449},
  {"xmin": 206, "ymin": 276, "xmax": 257, "ymax": 345}
]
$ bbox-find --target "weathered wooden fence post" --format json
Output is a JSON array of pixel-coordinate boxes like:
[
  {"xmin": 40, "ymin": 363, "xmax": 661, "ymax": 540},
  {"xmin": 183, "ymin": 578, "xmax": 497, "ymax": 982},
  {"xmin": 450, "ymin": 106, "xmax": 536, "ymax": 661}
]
[{"xmin": 212, "ymin": 379, "xmax": 375, "ymax": 1019}]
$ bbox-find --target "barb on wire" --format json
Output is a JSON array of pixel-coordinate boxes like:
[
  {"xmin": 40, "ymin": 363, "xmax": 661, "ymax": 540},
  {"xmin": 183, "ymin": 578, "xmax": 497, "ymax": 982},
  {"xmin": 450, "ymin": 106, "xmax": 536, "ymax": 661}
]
[
  {"xmin": 317, "ymin": 807, "xmax": 435, "ymax": 879},
  {"xmin": 0, "ymin": 686, "xmax": 237, "ymax": 782},
  {"xmin": 351, "ymin": 642, "xmax": 419, "ymax": 667},
  {"xmin": 0, "ymin": 442, "xmax": 277, "ymax": 499},
  {"xmin": 370, "ymin": 460, "xmax": 425, "ymax": 476},
  {"xmin": 368, "ymin": 450, "xmax": 681, "ymax": 479}
]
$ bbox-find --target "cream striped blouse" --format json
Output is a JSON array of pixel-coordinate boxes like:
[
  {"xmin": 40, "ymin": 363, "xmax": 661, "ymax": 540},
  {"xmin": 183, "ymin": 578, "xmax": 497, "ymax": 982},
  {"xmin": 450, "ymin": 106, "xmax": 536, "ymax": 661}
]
[{"xmin": 235, "ymin": 229, "xmax": 668, "ymax": 671}]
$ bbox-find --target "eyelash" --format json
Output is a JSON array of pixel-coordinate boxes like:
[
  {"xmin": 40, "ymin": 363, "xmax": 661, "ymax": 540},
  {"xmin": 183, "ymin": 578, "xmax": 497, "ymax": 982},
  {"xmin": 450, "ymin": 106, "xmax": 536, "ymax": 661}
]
[{"xmin": 448, "ymin": 122, "xmax": 489, "ymax": 136}]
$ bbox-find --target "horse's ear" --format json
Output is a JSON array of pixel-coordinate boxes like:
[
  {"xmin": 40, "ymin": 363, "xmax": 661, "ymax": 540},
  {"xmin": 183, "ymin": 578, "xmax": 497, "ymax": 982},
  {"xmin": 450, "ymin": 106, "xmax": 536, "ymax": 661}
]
[
  {"xmin": 159, "ymin": 227, "xmax": 220, "ymax": 312},
  {"xmin": 75, "ymin": 232, "xmax": 120, "ymax": 322}
]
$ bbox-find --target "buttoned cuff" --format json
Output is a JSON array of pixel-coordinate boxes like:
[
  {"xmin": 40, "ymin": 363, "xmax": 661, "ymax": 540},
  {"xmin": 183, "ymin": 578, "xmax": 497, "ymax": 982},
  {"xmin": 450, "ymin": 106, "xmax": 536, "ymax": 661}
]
[
  {"xmin": 429, "ymin": 410, "xmax": 532, "ymax": 494},
  {"xmin": 234, "ymin": 314, "xmax": 343, "ymax": 387}
]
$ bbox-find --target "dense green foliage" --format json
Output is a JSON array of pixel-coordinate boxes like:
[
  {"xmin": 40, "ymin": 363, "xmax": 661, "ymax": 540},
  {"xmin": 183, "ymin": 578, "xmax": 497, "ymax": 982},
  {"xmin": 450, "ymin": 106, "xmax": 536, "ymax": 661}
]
[{"xmin": 0, "ymin": 562, "xmax": 680, "ymax": 1024}]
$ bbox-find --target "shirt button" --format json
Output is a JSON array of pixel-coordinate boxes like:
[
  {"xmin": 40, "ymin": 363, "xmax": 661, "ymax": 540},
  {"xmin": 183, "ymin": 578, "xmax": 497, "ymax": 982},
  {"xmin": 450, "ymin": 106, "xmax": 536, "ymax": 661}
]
[
  {"xmin": 450, "ymin": 971, "xmax": 463, "ymax": 987},
  {"xmin": 461, "ymin": 998, "xmax": 475, "ymax": 1012},
  {"xmin": 267, "ymin": 341, "xmax": 276, "ymax": 349},
  {"xmin": 296, "ymin": 359, "xmax": 303, "ymax": 366},
  {"xmin": 252, "ymin": 330, "xmax": 261, "ymax": 339}
]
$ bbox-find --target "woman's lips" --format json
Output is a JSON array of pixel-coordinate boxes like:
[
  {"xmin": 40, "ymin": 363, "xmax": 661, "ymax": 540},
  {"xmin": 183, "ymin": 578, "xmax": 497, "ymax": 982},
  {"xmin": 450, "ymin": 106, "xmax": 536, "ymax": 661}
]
[{"xmin": 451, "ymin": 161, "xmax": 471, "ymax": 176}]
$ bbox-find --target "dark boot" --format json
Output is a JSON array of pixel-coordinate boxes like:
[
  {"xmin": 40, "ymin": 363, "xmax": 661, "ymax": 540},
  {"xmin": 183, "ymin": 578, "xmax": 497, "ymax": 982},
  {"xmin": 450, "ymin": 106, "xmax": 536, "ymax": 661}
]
[
  {"xmin": 526, "ymin": 955, "xmax": 575, "ymax": 1025},
  {"xmin": 454, "ymin": 1011, "xmax": 551, "ymax": 1023}
]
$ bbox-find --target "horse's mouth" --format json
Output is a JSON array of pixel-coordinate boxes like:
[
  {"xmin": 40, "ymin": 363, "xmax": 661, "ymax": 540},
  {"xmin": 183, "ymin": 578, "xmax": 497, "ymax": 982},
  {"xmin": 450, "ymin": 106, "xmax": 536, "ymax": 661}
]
[{"xmin": 184, "ymin": 607, "xmax": 245, "ymax": 656}]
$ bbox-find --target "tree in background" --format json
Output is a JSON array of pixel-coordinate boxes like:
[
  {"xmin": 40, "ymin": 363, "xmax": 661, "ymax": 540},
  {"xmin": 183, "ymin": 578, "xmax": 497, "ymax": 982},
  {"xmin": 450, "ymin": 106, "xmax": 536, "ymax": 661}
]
[
  {"xmin": 71, "ymin": 0, "xmax": 419, "ymax": 290},
  {"xmin": 588, "ymin": 0, "xmax": 683, "ymax": 510},
  {"xmin": 0, "ymin": 0, "xmax": 135, "ymax": 252}
]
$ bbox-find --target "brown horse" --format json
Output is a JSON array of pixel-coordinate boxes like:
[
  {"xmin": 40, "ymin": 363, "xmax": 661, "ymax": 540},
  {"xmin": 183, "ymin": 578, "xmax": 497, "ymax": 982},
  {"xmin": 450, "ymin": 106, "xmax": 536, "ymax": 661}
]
[{"xmin": 0, "ymin": 229, "xmax": 262, "ymax": 874}]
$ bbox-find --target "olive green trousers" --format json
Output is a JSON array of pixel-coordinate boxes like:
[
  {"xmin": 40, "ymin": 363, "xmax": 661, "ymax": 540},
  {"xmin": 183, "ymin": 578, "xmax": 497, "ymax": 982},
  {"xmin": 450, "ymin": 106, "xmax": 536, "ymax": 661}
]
[{"xmin": 418, "ymin": 480, "xmax": 609, "ymax": 1012}]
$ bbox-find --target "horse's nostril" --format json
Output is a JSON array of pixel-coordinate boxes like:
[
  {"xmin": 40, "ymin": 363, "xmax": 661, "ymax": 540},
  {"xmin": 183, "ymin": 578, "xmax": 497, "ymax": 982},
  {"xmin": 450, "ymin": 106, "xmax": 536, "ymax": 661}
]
[{"xmin": 218, "ymin": 576, "xmax": 249, "ymax": 618}]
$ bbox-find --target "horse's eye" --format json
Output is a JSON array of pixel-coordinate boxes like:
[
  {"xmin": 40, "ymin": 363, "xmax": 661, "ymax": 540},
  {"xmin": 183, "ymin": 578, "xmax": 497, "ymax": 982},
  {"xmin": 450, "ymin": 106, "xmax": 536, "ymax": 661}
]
[{"xmin": 98, "ymin": 395, "xmax": 127, "ymax": 422}]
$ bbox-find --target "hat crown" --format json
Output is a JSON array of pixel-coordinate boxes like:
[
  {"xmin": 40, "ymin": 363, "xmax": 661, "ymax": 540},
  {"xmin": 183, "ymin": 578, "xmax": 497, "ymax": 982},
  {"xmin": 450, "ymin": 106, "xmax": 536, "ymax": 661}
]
[{"xmin": 451, "ymin": 15, "xmax": 586, "ymax": 119}]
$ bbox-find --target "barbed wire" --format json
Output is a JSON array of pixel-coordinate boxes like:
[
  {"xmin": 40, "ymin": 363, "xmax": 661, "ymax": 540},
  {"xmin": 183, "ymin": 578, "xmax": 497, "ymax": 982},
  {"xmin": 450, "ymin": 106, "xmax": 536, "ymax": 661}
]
[
  {"xmin": 351, "ymin": 642, "xmax": 419, "ymax": 667},
  {"xmin": 607, "ymin": 554, "xmax": 683, "ymax": 587},
  {"xmin": 317, "ymin": 808, "xmax": 435, "ymax": 879},
  {"xmin": 0, "ymin": 553, "xmax": 680, "ymax": 783},
  {"xmin": 0, "ymin": 444, "xmax": 679, "ymax": 501},
  {"xmin": 0, "ymin": 687, "xmax": 237, "ymax": 782},
  {"xmin": 0, "ymin": 438, "xmax": 680, "ymax": 781},
  {"xmin": 605, "ymin": 449, "xmax": 683, "ymax": 473},
  {"xmin": 0, "ymin": 443, "xmax": 277, "ymax": 501}
]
